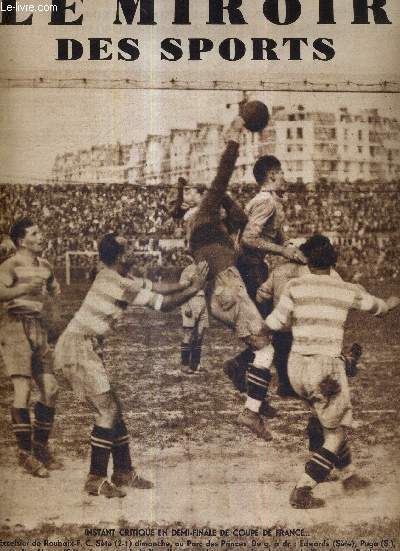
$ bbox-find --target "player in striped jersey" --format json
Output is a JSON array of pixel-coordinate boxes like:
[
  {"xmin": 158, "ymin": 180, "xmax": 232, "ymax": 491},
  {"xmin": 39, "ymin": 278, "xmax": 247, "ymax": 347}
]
[
  {"xmin": 0, "ymin": 218, "xmax": 63, "ymax": 479},
  {"xmin": 256, "ymin": 240, "xmax": 363, "ymax": 400},
  {"xmin": 264, "ymin": 234, "xmax": 400, "ymax": 509},
  {"xmin": 55, "ymin": 233, "xmax": 208, "ymax": 498}
]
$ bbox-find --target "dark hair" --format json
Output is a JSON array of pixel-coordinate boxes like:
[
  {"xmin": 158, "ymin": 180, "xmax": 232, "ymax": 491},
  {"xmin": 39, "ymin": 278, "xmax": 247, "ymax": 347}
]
[
  {"xmin": 9, "ymin": 218, "xmax": 35, "ymax": 246},
  {"xmin": 194, "ymin": 184, "xmax": 207, "ymax": 195},
  {"xmin": 98, "ymin": 234, "xmax": 125, "ymax": 266},
  {"xmin": 301, "ymin": 234, "xmax": 338, "ymax": 269},
  {"xmin": 253, "ymin": 155, "xmax": 281, "ymax": 185}
]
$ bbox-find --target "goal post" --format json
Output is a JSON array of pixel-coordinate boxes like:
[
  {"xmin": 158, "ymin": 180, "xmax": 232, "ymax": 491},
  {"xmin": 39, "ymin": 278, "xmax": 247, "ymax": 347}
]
[{"xmin": 65, "ymin": 250, "xmax": 99, "ymax": 285}]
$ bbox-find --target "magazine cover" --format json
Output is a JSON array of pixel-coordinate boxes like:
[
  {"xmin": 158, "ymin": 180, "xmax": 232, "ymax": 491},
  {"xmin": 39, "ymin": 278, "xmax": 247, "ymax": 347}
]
[{"xmin": 0, "ymin": 1, "xmax": 399, "ymax": 548}]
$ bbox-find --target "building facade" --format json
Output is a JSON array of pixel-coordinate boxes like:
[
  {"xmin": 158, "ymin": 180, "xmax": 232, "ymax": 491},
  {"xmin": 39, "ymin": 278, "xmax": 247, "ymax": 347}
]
[{"xmin": 51, "ymin": 107, "xmax": 400, "ymax": 186}]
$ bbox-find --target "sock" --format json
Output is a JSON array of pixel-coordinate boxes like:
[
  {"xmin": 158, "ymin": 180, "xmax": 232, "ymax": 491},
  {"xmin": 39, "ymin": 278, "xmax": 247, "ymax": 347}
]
[
  {"xmin": 305, "ymin": 447, "xmax": 337, "ymax": 483},
  {"xmin": 33, "ymin": 402, "xmax": 55, "ymax": 447},
  {"xmin": 90, "ymin": 425, "xmax": 113, "ymax": 478},
  {"xmin": 338, "ymin": 464, "xmax": 356, "ymax": 481},
  {"xmin": 112, "ymin": 419, "xmax": 132, "ymax": 474},
  {"xmin": 180, "ymin": 342, "xmax": 191, "ymax": 366},
  {"xmin": 190, "ymin": 338, "xmax": 203, "ymax": 370},
  {"xmin": 295, "ymin": 473, "xmax": 318, "ymax": 489},
  {"xmin": 247, "ymin": 365, "xmax": 271, "ymax": 402},
  {"xmin": 307, "ymin": 416, "xmax": 325, "ymax": 452},
  {"xmin": 11, "ymin": 407, "xmax": 31, "ymax": 452},
  {"xmin": 245, "ymin": 396, "xmax": 262, "ymax": 413},
  {"xmin": 335, "ymin": 439, "xmax": 352, "ymax": 470}
]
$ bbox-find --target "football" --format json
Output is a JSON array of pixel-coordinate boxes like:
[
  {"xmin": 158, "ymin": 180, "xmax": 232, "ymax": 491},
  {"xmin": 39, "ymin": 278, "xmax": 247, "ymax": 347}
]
[{"xmin": 241, "ymin": 100, "xmax": 270, "ymax": 132}]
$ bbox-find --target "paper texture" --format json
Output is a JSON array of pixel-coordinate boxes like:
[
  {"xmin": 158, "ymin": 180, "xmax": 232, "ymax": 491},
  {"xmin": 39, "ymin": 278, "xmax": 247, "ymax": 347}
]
[{"xmin": 0, "ymin": 0, "xmax": 399, "ymax": 548}]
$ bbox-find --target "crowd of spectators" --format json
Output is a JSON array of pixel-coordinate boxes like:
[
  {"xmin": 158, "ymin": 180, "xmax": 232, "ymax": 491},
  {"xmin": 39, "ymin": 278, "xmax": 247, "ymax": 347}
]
[{"xmin": 0, "ymin": 180, "xmax": 399, "ymax": 282}]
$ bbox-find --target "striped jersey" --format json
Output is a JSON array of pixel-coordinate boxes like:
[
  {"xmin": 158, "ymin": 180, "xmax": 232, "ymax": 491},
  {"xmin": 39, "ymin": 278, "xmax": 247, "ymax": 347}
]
[
  {"xmin": 67, "ymin": 266, "xmax": 163, "ymax": 336},
  {"xmin": 266, "ymin": 273, "xmax": 388, "ymax": 356},
  {"xmin": 257, "ymin": 264, "xmax": 342, "ymax": 309},
  {"xmin": 242, "ymin": 190, "xmax": 285, "ymax": 260},
  {"xmin": 0, "ymin": 255, "xmax": 60, "ymax": 316}
]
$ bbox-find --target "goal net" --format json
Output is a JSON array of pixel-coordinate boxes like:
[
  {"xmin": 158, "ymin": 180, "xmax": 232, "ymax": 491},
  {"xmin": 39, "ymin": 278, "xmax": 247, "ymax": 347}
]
[
  {"xmin": 65, "ymin": 249, "xmax": 163, "ymax": 285},
  {"xmin": 65, "ymin": 250, "xmax": 99, "ymax": 285}
]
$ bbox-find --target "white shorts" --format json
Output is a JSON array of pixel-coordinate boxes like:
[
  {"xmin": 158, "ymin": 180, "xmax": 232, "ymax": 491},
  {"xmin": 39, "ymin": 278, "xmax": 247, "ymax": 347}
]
[
  {"xmin": 55, "ymin": 330, "xmax": 110, "ymax": 400},
  {"xmin": 181, "ymin": 295, "xmax": 209, "ymax": 333},
  {"xmin": 288, "ymin": 352, "xmax": 352, "ymax": 429}
]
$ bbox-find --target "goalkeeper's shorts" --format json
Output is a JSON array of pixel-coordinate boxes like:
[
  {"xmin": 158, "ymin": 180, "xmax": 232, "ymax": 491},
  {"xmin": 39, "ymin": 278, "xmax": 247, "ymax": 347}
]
[{"xmin": 210, "ymin": 266, "xmax": 264, "ymax": 340}]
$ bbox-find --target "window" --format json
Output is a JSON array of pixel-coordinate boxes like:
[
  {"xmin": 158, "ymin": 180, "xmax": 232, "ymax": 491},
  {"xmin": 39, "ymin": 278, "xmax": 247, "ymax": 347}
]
[
  {"xmin": 330, "ymin": 128, "xmax": 336, "ymax": 139},
  {"xmin": 297, "ymin": 128, "xmax": 303, "ymax": 139},
  {"xmin": 287, "ymin": 128, "xmax": 292, "ymax": 139},
  {"xmin": 358, "ymin": 130, "xmax": 362, "ymax": 140}
]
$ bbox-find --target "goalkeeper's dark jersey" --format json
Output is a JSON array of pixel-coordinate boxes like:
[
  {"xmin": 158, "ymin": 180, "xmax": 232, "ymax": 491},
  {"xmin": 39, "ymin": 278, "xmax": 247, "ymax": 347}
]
[{"xmin": 188, "ymin": 141, "xmax": 242, "ymax": 278}]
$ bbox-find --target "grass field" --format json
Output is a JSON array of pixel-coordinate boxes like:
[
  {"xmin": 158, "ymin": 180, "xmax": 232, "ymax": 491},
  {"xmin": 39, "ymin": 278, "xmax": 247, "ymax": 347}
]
[{"xmin": 0, "ymin": 279, "xmax": 399, "ymax": 543}]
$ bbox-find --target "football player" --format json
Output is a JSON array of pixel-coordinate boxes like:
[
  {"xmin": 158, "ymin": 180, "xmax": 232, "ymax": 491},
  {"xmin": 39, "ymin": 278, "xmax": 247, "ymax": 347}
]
[
  {"xmin": 179, "ymin": 263, "xmax": 209, "ymax": 374},
  {"xmin": 170, "ymin": 115, "xmax": 278, "ymax": 441},
  {"xmin": 0, "ymin": 218, "xmax": 63, "ymax": 478},
  {"xmin": 264, "ymin": 235, "xmax": 400, "ymax": 508},
  {"xmin": 55, "ymin": 233, "xmax": 208, "ymax": 498}
]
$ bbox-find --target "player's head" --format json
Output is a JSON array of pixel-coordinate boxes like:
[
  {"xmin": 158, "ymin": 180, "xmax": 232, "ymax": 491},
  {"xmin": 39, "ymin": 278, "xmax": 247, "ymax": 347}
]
[
  {"xmin": 98, "ymin": 233, "xmax": 127, "ymax": 269},
  {"xmin": 253, "ymin": 155, "xmax": 285, "ymax": 191},
  {"xmin": 10, "ymin": 218, "xmax": 43, "ymax": 254},
  {"xmin": 301, "ymin": 234, "xmax": 338, "ymax": 269},
  {"xmin": 183, "ymin": 183, "xmax": 206, "ymax": 209},
  {"xmin": 178, "ymin": 177, "xmax": 206, "ymax": 209}
]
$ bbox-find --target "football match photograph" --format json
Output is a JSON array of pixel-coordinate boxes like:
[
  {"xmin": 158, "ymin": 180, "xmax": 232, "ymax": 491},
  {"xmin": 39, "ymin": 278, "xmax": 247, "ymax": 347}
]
[{"xmin": 0, "ymin": 84, "xmax": 399, "ymax": 545}]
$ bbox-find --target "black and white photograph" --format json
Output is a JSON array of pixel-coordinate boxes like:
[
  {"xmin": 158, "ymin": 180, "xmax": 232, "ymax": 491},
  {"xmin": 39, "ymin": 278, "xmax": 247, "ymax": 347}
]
[{"xmin": 0, "ymin": 0, "xmax": 399, "ymax": 547}]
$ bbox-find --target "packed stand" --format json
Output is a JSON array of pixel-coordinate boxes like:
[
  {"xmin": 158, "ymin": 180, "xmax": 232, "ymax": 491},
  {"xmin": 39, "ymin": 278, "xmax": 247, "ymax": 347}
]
[{"xmin": 0, "ymin": 181, "xmax": 399, "ymax": 281}]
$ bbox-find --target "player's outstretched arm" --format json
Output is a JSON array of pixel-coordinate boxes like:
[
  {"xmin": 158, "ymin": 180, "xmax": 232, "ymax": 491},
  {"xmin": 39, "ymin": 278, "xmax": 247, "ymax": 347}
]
[
  {"xmin": 152, "ymin": 279, "xmax": 192, "ymax": 295},
  {"xmin": 354, "ymin": 291, "xmax": 400, "ymax": 316},
  {"xmin": 159, "ymin": 262, "xmax": 209, "ymax": 312},
  {"xmin": 242, "ymin": 222, "xmax": 306, "ymax": 263},
  {"xmin": 197, "ymin": 116, "xmax": 244, "ymax": 217}
]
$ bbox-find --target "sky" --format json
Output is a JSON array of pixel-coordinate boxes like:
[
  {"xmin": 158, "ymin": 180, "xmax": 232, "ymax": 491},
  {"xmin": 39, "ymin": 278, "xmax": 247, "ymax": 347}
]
[
  {"xmin": 0, "ymin": 0, "xmax": 399, "ymax": 182},
  {"xmin": 0, "ymin": 88, "xmax": 399, "ymax": 182}
]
